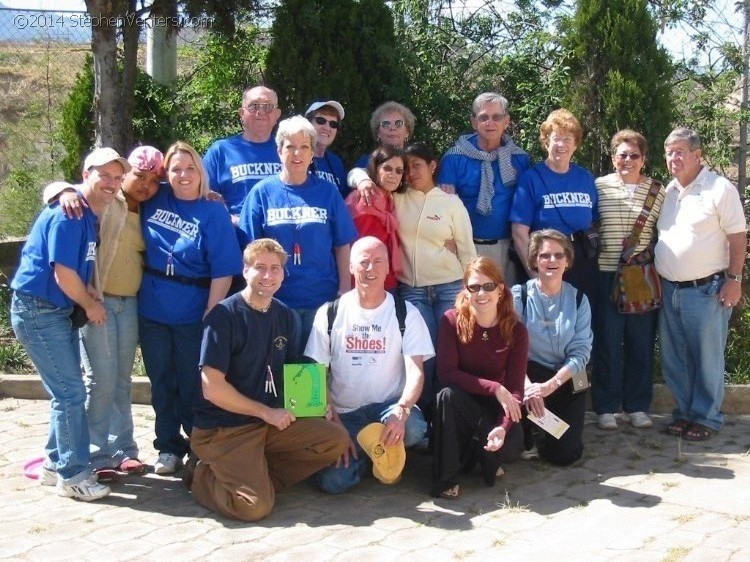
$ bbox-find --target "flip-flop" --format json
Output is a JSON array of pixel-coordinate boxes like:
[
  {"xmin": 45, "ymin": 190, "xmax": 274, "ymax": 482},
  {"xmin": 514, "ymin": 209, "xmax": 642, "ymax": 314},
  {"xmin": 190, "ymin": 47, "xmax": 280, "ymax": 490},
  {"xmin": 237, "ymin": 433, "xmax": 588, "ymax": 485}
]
[
  {"xmin": 95, "ymin": 468, "xmax": 119, "ymax": 482},
  {"xmin": 665, "ymin": 418, "xmax": 690, "ymax": 436},
  {"xmin": 683, "ymin": 423, "xmax": 714, "ymax": 442},
  {"xmin": 118, "ymin": 458, "xmax": 146, "ymax": 474},
  {"xmin": 439, "ymin": 484, "xmax": 461, "ymax": 499}
]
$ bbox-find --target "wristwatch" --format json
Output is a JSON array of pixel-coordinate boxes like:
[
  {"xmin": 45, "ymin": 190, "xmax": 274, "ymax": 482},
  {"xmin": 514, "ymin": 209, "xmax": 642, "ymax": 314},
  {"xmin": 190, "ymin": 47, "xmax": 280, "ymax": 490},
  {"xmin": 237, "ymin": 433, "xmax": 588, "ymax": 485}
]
[
  {"xmin": 727, "ymin": 272, "xmax": 743, "ymax": 282},
  {"xmin": 397, "ymin": 402, "xmax": 411, "ymax": 417},
  {"xmin": 553, "ymin": 375, "xmax": 563, "ymax": 389}
]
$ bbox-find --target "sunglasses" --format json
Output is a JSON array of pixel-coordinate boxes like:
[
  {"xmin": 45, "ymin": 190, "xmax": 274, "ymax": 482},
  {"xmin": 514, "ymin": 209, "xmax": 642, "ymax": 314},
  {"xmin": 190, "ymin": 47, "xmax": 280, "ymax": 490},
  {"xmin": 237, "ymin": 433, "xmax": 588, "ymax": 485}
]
[
  {"xmin": 313, "ymin": 116, "xmax": 339, "ymax": 129},
  {"xmin": 381, "ymin": 164, "xmax": 404, "ymax": 175},
  {"xmin": 475, "ymin": 113, "xmax": 506, "ymax": 123},
  {"xmin": 379, "ymin": 119, "xmax": 405, "ymax": 129},
  {"xmin": 466, "ymin": 282, "xmax": 499, "ymax": 293},
  {"xmin": 538, "ymin": 252, "xmax": 566, "ymax": 261},
  {"xmin": 615, "ymin": 153, "xmax": 641, "ymax": 161},
  {"xmin": 244, "ymin": 103, "xmax": 277, "ymax": 114}
]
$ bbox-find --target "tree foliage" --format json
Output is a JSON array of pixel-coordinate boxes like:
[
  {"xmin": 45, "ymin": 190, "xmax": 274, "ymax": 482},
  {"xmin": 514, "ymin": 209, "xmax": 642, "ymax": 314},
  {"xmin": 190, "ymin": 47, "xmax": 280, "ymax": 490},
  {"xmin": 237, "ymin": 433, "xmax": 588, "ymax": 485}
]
[
  {"xmin": 173, "ymin": 27, "xmax": 268, "ymax": 153},
  {"xmin": 59, "ymin": 56, "xmax": 174, "ymax": 182},
  {"xmin": 389, "ymin": 0, "xmax": 570, "ymax": 159},
  {"xmin": 563, "ymin": 0, "xmax": 674, "ymax": 177},
  {"xmin": 265, "ymin": 0, "xmax": 410, "ymax": 164}
]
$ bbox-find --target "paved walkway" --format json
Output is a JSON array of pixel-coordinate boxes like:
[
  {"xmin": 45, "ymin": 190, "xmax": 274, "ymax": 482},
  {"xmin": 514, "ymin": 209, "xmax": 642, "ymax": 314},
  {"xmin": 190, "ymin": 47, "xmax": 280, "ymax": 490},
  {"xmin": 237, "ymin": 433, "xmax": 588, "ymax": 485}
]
[{"xmin": 1, "ymin": 398, "xmax": 749, "ymax": 561}]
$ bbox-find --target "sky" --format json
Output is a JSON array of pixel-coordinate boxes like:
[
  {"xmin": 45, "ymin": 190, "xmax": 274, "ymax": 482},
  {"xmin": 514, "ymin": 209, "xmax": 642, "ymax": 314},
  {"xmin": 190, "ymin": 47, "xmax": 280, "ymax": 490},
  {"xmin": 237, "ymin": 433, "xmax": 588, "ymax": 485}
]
[{"xmin": 2, "ymin": 0, "xmax": 743, "ymax": 64}]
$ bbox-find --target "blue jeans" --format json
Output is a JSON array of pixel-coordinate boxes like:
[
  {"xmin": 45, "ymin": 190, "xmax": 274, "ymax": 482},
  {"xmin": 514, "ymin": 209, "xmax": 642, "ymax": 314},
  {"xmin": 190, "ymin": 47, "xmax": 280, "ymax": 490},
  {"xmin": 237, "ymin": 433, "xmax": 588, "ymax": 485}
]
[
  {"xmin": 316, "ymin": 400, "xmax": 427, "ymax": 494},
  {"xmin": 138, "ymin": 316, "xmax": 202, "ymax": 456},
  {"xmin": 592, "ymin": 271, "xmax": 657, "ymax": 414},
  {"xmin": 11, "ymin": 292, "xmax": 91, "ymax": 484},
  {"xmin": 80, "ymin": 296, "xmax": 139, "ymax": 469},
  {"xmin": 293, "ymin": 307, "xmax": 316, "ymax": 354},
  {"xmin": 399, "ymin": 280, "xmax": 462, "ymax": 413},
  {"xmin": 659, "ymin": 276, "xmax": 731, "ymax": 431}
]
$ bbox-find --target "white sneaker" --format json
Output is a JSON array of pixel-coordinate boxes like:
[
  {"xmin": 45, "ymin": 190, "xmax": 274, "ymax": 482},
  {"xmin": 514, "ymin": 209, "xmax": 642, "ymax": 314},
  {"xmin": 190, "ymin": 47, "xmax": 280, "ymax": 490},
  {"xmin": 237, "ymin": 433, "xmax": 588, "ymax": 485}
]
[
  {"xmin": 154, "ymin": 453, "xmax": 183, "ymax": 475},
  {"xmin": 624, "ymin": 411, "xmax": 653, "ymax": 429},
  {"xmin": 597, "ymin": 413, "xmax": 618, "ymax": 430},
  {"xmin": 520, "ymin": 445, "xmax": 539, "ymax": 460},
  {"xmin": 39, "ymin": 465, "xmax": 57, "ymax": 486},
  {"xmin": 56, "ymin": 474, "xmax": 111, "ymax": 501}
]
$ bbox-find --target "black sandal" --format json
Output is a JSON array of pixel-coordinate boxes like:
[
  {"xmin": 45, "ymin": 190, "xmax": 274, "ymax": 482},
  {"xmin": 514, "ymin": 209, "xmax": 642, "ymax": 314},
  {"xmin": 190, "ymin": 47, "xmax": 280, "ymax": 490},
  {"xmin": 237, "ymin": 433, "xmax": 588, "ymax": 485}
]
[
  {"xmin": 683, "ymin": 423, "xmax": 714, "ymax": 442},
  {"xmin": 665, "ymin": 419, "xmax": 690, "ymax": 436}
]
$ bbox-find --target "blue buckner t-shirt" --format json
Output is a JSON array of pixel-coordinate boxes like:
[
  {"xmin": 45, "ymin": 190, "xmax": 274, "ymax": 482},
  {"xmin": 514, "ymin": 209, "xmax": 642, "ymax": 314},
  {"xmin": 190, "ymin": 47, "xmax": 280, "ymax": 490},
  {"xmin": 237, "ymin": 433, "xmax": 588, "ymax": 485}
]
[
  {"xmin": 11, "ymin": 202, "xmax": 98, "ymax": 308},
  {"xmin": 238, "ymin": 175, "xmax": 358, "ymax": 309},
  {"xmin": 203, "ymin": 134, "xmax": 282, "ymax": 215},
  {"xmin": 313, "ymin": 151, "xmax": 349, "ymax": 199},
  {"xmin": 509, "ymin": 162, "xmax": 598, "ymax": 235},
  {"xmin": 139, "ymin": 187, "xmax": 243, "ymax": 325}
]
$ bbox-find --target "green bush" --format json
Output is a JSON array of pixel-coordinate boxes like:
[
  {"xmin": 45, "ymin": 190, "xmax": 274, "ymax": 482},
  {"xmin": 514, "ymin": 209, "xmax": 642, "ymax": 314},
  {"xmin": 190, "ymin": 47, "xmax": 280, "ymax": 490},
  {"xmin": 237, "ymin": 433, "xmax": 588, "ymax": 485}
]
[
  {"xmin": 0, "ymin": 169, "xmax": 45, "ymax": 238},
  {"xmin": 0, "ymin": 274, "xmax": 31, "ymax": 373},
  {"xmin": 725, "ymin": 306, "xmax": 750, "ymax": 384}
]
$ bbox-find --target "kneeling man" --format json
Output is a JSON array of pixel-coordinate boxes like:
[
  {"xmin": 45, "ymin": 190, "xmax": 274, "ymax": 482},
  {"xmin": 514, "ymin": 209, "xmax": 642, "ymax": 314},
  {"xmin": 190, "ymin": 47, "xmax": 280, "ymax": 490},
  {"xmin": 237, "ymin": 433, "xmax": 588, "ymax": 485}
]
[
  {"xmin": 188, "ymin": 238, "xmax": 349, "ymax": 521},
  {"xmin": 306, "ymin": 237, "xmax": 434, "ymax": 493}
]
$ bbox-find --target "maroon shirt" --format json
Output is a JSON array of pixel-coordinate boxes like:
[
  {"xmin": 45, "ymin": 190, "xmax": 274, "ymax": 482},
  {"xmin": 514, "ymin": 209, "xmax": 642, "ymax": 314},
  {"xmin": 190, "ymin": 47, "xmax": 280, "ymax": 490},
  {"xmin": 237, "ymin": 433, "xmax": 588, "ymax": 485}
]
[{"xmin": 437, "ymin": 308, "xmax": 529, "ymax": 431}]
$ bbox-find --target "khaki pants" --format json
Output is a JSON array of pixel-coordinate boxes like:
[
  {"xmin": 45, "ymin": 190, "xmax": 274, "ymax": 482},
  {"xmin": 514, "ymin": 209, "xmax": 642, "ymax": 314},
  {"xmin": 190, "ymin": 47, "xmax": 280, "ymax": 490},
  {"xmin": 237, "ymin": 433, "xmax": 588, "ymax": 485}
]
[
  {"xmin": 190, "ymin": 419, "xmax": 348, "ymax": 521},
  {"xmin": 474, "ymin": 239, "xmax": 520, "ymax": 286}
]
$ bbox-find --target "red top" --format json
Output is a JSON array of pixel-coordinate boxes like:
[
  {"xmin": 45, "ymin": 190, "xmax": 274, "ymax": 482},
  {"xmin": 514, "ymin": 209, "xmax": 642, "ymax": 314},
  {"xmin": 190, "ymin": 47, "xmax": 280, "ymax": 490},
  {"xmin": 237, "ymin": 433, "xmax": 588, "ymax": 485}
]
[
  {"xmin": 437, "ymin": 308, "xmax": 529, "ymax": 431},
  {"xmin": 345, "ymin": 188, "xmax": 401, "ymax": 290}
]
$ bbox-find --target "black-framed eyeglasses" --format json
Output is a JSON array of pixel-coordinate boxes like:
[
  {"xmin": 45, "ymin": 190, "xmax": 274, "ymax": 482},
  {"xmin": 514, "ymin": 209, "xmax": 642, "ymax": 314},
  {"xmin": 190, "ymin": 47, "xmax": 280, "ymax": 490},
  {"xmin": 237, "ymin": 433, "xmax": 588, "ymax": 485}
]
[
  {"xmin": 313, "ymin": 116, "xmax": 339, "ymax": 129},
  {"xmin": 381, "ymin": 164, "xmax": 404, "ymax": 175},
  {"xmin": 244, "ymin": 103, "xmax": 277, "ymax": 114},
  {"xmin": 466, "ymin": 282, "xmax": 499, "ymax": 293},
  {"xmin": 379, "ymin": 119, "xmax": 405, "ymax": 129},
  {"xmin": 615, "ymin": 153, "xmax": 641, "ymax": 161}
]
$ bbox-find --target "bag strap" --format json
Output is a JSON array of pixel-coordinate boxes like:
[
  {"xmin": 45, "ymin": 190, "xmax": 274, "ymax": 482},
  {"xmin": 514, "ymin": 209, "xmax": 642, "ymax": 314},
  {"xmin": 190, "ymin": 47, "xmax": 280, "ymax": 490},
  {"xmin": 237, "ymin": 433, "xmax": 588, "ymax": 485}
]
[
  {"xmin": 621, "ymin": 179, "xmax": 662, "ymax": 262},
  {"xmin": 521, "ymin": 282, "xmax": 582, "ymax": 318}
]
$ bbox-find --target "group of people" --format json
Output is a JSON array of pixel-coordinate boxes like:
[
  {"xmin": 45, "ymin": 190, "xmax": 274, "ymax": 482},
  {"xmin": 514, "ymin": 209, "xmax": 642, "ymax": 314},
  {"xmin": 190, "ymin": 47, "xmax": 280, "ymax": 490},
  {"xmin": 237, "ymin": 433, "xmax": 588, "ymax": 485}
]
[{"xmin": 10, "ymin": 85, "xmax": 744, "ymax": 520}]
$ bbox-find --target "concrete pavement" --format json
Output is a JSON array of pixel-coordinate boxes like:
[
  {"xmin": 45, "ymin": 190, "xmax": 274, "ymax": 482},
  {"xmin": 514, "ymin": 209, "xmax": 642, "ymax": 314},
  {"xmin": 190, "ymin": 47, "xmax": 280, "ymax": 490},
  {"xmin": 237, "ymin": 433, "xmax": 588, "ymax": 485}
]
[{"xmin": 1, "ymin": 398, "xmax": 749, "ymax": 561}]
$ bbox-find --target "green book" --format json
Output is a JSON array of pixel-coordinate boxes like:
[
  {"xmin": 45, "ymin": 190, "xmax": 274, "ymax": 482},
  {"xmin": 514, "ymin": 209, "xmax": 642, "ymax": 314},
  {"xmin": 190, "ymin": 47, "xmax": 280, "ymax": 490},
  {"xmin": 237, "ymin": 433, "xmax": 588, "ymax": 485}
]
[{"xmin": 283, "ymin": 363, "xmax": 327, "ymax": 417}]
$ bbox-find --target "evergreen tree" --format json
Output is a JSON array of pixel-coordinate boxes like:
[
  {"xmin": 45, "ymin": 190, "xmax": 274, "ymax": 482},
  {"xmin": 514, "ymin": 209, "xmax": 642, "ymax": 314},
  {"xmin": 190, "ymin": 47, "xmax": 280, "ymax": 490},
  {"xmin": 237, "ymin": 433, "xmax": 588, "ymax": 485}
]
[
  {"xmin": 265, "ymin": 0, "xmax": 410, "ymax": 165},
  {"xmin": 563, "ymin": 0, "xmax": 674, "ymax": 177}
]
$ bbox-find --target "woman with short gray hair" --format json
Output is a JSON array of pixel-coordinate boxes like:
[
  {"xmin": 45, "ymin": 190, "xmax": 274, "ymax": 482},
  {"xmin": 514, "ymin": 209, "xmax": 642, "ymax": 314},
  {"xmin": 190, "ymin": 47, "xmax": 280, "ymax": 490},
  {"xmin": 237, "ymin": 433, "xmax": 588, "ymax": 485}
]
[{"xmin": 239, "ymin": 116, "xmax": 358, "ymax": 349}]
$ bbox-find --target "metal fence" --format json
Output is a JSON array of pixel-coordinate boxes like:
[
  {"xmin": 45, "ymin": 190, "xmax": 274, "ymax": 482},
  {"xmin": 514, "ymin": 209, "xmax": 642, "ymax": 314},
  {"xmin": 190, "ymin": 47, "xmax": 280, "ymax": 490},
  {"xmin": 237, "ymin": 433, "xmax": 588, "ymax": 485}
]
[{"xmin": 0, "ymin": 6, "xmax": 213, "ymax": 184}]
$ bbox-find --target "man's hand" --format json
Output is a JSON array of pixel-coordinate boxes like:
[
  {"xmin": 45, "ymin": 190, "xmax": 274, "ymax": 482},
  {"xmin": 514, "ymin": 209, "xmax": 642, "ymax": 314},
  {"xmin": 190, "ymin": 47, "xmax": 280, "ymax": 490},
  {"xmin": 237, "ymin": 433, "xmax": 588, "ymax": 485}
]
[
  {"xmin": 382, "ymin": 413, "xmax": 407, "ymax": 447},
  {"xmin": 84, "ymin": 300, "xmax": 107, "ymax": 325},
  {"xmin": 719, "ymin": 279, "xmax": 742, "ymax": 309},
  {"xmin": 335, "ymin": 437, "xmax": 359, "ymax": 469},
  {"xmin": 264, "ymin": 408, "xmax": 296, "ymax": 431},
  {"xmin": 495, "ymin": 384, "xmax": 522, "ymax": 422},
  {"xmin": 444, "ymin": 239, "xmax": 458, "ymax": 255}
]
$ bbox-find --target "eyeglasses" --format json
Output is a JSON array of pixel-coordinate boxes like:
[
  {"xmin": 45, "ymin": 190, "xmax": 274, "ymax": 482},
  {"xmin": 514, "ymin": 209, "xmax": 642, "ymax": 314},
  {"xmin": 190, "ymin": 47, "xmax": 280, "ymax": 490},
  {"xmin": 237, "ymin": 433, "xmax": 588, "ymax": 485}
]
[
  {"xmin": 538, "ymin": 252, "xmax": 566, "ymax": 261},
  {"xmin": 313, "ymin": 116, "xmax": 339, "ymax": 129},
  {"xmin": 379, "ymin": 119, "xmax": 405, "ymax": 129},
  {"xmin": 466, "ymin": 282, "xmax": 499, "ymax": 293},
  {"xmin": 475, "ymin": 113, "xmax": 506, "ymax": 123},
  {"xmin": 615, "ymin": 153, "xmax": 642, "ymax": 161},
  {"xmin": 381, "ymin": 164, "xmax": 404, "ymax": 175},
  {"xmin": 243, "ymin": 103, "xmax": 277, "ymax": 114}
]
